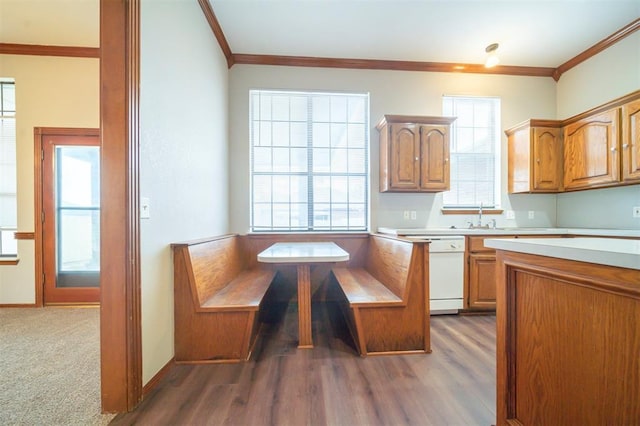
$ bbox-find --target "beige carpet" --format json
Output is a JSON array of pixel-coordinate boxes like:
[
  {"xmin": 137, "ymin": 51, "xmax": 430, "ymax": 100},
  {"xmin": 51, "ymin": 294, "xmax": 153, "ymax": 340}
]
[{"xmin": 0, "ymin": 306, "xmax": 115, "ymax": 425}]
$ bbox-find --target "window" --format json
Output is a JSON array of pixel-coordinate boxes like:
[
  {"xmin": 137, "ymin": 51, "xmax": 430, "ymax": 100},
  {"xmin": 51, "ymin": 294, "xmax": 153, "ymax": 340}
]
[
  {"xmin": 0, "ymin": 80, "xmax": 17, "ymax": 257},
  {"xmin": 442, "ymin": 95, "xmax": 500, "ymax": 208},
  {"xmin": 250, "ymin": 90, "xmax": 369, "ymax": 232}
]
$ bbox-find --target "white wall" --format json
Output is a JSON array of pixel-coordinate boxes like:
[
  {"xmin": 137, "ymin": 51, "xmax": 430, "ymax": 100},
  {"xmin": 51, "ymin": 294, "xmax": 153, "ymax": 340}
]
[
  {"xmin": 140, "ymin": 0, "xmax": 229, "ymax": 384},
  {"xmin": 0, "ymin": 55, "xmax": 99, "ymax": 303},
  {"xmin": 229, "ymin": 66, "xmax": 558, "ymax": 233},
  {"xmin": 556, "ymin": 31, "xmax": 640, "ymax": 229}
]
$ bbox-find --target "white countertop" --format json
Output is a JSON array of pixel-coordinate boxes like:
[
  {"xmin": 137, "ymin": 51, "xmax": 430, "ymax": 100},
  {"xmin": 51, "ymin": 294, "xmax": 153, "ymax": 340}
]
[
  {"xmin": 377, "ymin": 227, "xmax": 640, "ymax": 238},
  {"xmin": 484, "ymin": 237, "xmax": 640, "ymax": 270},
  {"xmin": 257, "ymin": 242, "xmax": 350, "ymax": 263}
]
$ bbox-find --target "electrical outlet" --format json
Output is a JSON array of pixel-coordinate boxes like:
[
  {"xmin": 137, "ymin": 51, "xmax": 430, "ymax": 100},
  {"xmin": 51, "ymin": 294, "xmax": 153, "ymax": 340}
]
[
  {"xmin": 528, "ymin": 210, "xmax": 535, "ymax": 219},
  {"xmin": 403, "ymin": 210, "xmax": 410, "ymax": 220},
  {"xmin": 410, "ymin": 211, "xmax": 417, "ymax": 220},
  {"xmin": 634, "ymin": 206, "xmax": 640, "ymax": 218},
  {"xmin": 506, "ymin": 210, "xmax": 515, "ymax": 219}
]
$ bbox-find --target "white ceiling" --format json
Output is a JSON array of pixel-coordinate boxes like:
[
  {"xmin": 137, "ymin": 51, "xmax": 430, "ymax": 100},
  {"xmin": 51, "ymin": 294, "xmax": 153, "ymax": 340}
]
[{"xmin": 210, "ymin": 0, "xmax": 640, "ymax": 68}]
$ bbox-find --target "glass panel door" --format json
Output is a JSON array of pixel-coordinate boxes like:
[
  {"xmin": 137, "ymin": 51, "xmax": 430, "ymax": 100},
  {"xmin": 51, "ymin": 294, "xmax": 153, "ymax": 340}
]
[{"xmin": 42, "ymin": 133, "xmax": 100, "ymax": 304}]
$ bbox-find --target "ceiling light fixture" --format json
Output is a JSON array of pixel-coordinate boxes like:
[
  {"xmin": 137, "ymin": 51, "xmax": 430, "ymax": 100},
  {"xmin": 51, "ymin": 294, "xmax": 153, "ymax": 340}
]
[{"xmin": 485, "ymin": 43, "xmax": 500, "ymax": 68}]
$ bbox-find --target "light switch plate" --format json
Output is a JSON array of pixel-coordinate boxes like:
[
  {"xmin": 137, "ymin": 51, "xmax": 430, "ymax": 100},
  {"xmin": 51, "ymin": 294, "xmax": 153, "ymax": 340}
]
[
  {"xmin": 633, "ymin": 206, "xmax": 640, "ymax": 218},
  {"xmin": 141, "ymin": 197, "xmax": 151, "ymax": 219},
  {"xmin": 528, "ymin": 210, "xmax": 535, "ymax": 219},
  {"xmin": 506, "ymin": 210, "xmax": 515, "ymax": 219}
]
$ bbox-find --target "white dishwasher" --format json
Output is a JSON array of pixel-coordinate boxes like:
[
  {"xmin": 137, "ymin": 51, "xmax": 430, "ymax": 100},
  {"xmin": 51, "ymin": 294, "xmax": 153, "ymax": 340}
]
[{"xmin": 408, "ymin": 235, "xmax": 465, "ymax": 315}]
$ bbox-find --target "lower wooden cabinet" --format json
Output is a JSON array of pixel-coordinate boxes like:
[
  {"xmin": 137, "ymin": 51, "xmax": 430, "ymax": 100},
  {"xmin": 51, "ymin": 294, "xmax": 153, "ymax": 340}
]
[
  {"xmin": 468, "ymin": 253, "xmax": 497, "ymax": 309},
  {"xmin": 465, "ymin": 234, "xmax": 565, "ymax": 311}
]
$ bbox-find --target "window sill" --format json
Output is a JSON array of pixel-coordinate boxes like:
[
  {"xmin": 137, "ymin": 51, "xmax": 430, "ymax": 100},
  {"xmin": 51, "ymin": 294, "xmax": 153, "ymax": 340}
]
[
  {"xmin": 0, "ymin": 258, "xmax": 19, "ymax": 266},
  {"xmin": 441, "ymin": 209, "xmax": 503, "ymax": 215}
]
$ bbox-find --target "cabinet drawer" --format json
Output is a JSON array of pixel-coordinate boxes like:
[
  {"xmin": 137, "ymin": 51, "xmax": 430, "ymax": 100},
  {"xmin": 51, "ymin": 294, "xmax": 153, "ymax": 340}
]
[{"xmin": 467, "ymin": 236, "xmax": 516, "ymax": 252}]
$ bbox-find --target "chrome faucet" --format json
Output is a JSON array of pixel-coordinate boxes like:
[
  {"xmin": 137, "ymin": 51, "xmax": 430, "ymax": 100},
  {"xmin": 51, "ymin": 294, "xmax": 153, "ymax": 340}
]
[{"xmin": 477, "ymin": 202, "xmax": 483, "ymax": 227}]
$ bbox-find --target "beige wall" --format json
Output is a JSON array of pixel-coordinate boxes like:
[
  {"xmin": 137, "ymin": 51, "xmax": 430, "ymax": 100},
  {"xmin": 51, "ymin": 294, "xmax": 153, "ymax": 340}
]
[
  {"xmin": 0, "ymin": 55, "xmax": 99, "ymax": 303},
  {"xmin": 139, "ymin": 0, "xmax": 230, "ymax": 384},
  {"xmin": 229, "ymin": 66, "xmax": 558, "ymax": 232},
  {"xmin": 556, "ymin": 31, "xmax": 640, "ymax": 229}
]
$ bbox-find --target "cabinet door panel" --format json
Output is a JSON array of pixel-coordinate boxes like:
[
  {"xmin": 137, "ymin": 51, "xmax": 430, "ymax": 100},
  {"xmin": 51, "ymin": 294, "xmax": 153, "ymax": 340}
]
[
  {"xmin": 533, "ymin": 127, "xmax": 562, "ymax": 191},
  {"xmin": 622, "ymin": 99, "xmax": 640, "ymax": 182},
  {"xmin": 419, "ymin": 125, "xmax": 450, "ymax": 191},
  {"xmin": 563, "ymin": 110, "xmax": 619, "ymax": 189},
  {"xmin": 468, "ymin": 253, "xmax": 497, "ymax": 309},
  {"xmin": 389, "ymin": 124, "xmax": 419, "ymax": 189}
]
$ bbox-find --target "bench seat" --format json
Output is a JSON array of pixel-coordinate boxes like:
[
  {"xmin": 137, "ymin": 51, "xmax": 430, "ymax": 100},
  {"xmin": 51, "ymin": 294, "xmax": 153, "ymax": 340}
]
[
  {"xmin": 331, "ymin": 234, "xmax": 430, "ymax": 357},
  {"xmin": 172, "ymin": 234, "xmax": 278, "ymax": 363},
  {"xmin": 331, "ymin": 268, "xmax": 402, "ymax": 306},
  {"xmin": 200, "ymin": 269, "xmax": 276, "ymax": 311}
]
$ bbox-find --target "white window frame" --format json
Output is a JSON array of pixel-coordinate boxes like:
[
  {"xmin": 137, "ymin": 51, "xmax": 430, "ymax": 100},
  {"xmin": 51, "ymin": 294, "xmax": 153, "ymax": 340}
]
[
  {"xmin": 0, "ymin": 79, "xmax": 17, "ymax": 257},
  {"xmin": 442, "ymin": 95, "xmax": 501, "ymax": 209},
  {"xmin": 249, "ymin": 90, "xmax": 370, "ymax": 232}
]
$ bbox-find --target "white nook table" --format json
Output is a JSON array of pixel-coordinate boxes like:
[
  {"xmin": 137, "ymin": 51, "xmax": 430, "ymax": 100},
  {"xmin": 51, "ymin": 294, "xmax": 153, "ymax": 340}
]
[{"xmin": 257, "ymin": 242, "xmax": 349, "ymax": 348}]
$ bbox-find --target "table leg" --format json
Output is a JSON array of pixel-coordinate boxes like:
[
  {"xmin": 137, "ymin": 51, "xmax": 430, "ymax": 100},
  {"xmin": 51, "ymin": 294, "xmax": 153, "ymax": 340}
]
[{"xmin": 297, "ymin": 264, "xmax": 313, "ymax": 348}]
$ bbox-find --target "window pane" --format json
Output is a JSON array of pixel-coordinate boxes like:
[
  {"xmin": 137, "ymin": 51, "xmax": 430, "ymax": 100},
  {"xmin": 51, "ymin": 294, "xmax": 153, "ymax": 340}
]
[
  {"xmin": 348, "ymin": 96, "xmax": 366, "ymax": 123},
  {"xmin": 272, "ymin": 176, "xmax": 290, "ymax": 202},
  {"xmin": 313, "ymin": 123, "xmax": 330, "ymax": 147},
  {"xmin": 290, "ymin": 122, "xmax": 307, "ymax": 147},
  {"xmin": 254, "ymin": 147, "xmax": 272, "ymax": 172},
  {"xmin": 250, "ymin": 90, "xmax": 369, "ymax": 231},
  {"xmin": 348, "ymin": 123, "xmax": 365, "ymax": 148},
  {"xmin": 312, "ymin": 148, "xmax": 330, "ymax": 173},
  {"xmin": 0, "ymin": 229, "xmax": 17, "ymax": 256},
  {"xmin": 330, "ymin": 96, "xmax": 347, "ymax": 122},
  {"xmin": 59, "ymin": 209, "xmax": 99, "ymax": 271},
  {"xmin": 253, "ymin": 175, "xmax": 272, "ymax": 203},
  {"xmin": 290, "ymin": 96, "xmax": 307, "ymax": 122},
  {"xmin": 313, "ymin": 176, "xmax": 331, "ymax": 203},
  {"xmin": 443, "ymin": 95, "xmax": 500, "ymax": 208},
  {"xmin": 272, "ymin": 95, "xmax": 289, "ymax": 121},
  {"xmin": 272, "ymin": 122, "xmax": 289, "ymax": 146},
  {"xmin": 312, "ymin": 96, "xmax": 330, "ymax": 122},
  {"xmin": 331, "ymin": 123, "xmax": 347, "ymax": 148}
]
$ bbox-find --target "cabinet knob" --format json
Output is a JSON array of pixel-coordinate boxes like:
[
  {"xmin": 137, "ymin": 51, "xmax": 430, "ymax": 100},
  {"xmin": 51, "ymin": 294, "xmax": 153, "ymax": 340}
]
[
  {"xmin": 415, "ymin": 157, "xmax": 419, "ymax": 161},
  {"xmin": 610, "ymin": 147, "xmax": 617, "ymax": 152},
  {"xmin": 536, "ymin": 158, "xmax": 541, "ymax": 163},
  {"xmin": 444, "ymin": 158, "xmax": 449, "ymax": 163},
  {"xmin": 623, "ymin": 143, "xmax": 629, "ymax": 149}
]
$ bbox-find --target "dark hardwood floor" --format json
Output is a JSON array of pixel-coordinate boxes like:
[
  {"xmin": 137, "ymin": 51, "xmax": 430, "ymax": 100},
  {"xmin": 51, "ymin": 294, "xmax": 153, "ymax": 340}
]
[{"xmin": 111, "ymin": 302, "xmax": 496, "ymax": 425}]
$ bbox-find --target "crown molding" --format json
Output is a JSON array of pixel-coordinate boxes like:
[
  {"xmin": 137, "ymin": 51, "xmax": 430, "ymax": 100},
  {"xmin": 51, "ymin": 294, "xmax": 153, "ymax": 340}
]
[
  {"xmin": 0, "ymin": 42, "xmax": 99, "ymax": 58},
  {"xmin": 232, "ymin": 53, "xmax": 556, "ymax": 78},
  {"xmin": 197, "ymin": 0, "xmax": 234, "ymax": 67},
  {"xmin": 553, "ymin": 17, "xmax": 640, "ymax": 81}
]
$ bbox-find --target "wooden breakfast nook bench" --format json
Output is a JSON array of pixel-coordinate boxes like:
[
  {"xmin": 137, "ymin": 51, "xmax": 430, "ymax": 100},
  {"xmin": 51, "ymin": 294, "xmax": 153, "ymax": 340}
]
[
  {"xmin": 330, "ymin": 234, "xmax": 430, "ymax": 357},
  {"xmin": 171, "ymin": 234, "xmax": 277, "ymax": 363}
]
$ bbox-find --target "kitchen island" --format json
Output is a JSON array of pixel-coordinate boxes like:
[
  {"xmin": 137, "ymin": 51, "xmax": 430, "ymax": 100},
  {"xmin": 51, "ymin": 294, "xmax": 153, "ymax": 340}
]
[{"xmin": 486, "ymin": 237, "xmax": 640, "ymax": 425}]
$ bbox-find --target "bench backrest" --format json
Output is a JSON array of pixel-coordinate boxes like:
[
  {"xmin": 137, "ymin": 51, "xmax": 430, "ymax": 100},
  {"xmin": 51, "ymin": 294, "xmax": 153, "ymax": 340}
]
[
  {"xmin": 180, "ymin": 235, "xmax": 248, "ymax": 305},
  {"xmin": 364, "ymin": 235, "xmax": 414, "ymax": 300}
]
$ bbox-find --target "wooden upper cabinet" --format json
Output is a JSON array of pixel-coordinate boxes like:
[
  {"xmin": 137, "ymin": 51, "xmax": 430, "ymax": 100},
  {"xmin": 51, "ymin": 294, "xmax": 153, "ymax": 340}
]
[
  {"xmin": 506, "ymin": 120, "xmax": 563, "ymax": 193},
  {"xmin": 389, "ymin": 123, "xmax": 420, "ymax": 190},
  {"xmin": 419, "ymin": 124, "xmax": 450, "ymax": 191},
  {"xmin": 621, "ymin": 98, "xmax": 640, "ymax": 183},
  {"xmin": 563, "ymin": 108, "xmax": 620, "ymax": 190},
  {"xmin": 377, "ymin": 115, "xmax": 455, "ymax": 192}
]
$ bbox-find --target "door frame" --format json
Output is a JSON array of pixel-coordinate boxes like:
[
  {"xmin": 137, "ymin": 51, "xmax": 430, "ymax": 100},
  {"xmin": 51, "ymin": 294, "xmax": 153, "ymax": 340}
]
[
  {"xmin": 100, "ymin": 0, "xmax": 143, "ymax": 413},
  {"xmin": 34, "ymin": 127, "xmax": 101, "ymax": 307}
]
